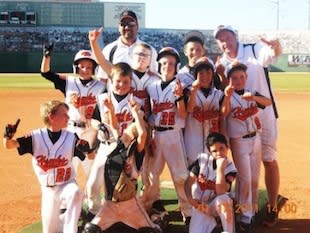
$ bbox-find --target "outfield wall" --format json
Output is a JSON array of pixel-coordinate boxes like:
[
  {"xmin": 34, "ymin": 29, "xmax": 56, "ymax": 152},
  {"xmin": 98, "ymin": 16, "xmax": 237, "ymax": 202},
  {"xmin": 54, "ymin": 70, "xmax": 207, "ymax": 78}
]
[{"xmin": 0, "ymin": 52, "xmax": 309, "ymax": 73}]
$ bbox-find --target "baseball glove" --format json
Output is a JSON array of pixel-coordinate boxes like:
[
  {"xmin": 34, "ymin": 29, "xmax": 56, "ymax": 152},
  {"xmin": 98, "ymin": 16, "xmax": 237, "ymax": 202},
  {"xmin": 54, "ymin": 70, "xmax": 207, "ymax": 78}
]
[
  {"xmin": 43, "ymin": 42, "xmax": 54, "ymax": 57},
  {"xmin": 4, "ymin": 118, "xmax": 20, "ymax": 139},
  {"xmin": 112, "ymin": 171, "xmax": 137, "ymax": 202}
]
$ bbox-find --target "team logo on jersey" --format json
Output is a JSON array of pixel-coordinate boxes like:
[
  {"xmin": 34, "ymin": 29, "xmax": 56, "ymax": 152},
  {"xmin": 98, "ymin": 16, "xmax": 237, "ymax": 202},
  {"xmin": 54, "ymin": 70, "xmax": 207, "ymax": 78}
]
[
  {"xmin": 192, "ymin": 106, "xmax": 220, "ymax": 122},
  {"xmin": 130, "ymin": 88, "xmax": 148, "ymax": 99},
  {"xmin": 198, "ymin": 174, "xmax": 215, "ymax": 190},
  {"xmin": 232, "ymin": 104, "xmax": 258, "ymax": 121},
  {"xmin": 152, "ymin": 100, "xmax": 174, "ymax": 114},
  {"xmin": 116, "ymin": 109, "xmax": 133, "ymax": 123},
  {"xmin": 36, "ymin": 155, "xmax": 68, "ymax": 172},
  {"xmin": 75, "ymin": 94, "xmax": 97, "ymax": 107}
]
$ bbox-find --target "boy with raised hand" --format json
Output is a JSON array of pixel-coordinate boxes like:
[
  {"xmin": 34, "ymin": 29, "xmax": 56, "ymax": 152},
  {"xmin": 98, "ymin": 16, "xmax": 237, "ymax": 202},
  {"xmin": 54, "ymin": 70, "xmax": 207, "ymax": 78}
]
[
  {"xmin": 184, "ymin": 132, "xmax": 237, "ymax": 233},
  {"xmin": 184, "ymin": 57, "xmax": 225, "ymax": 166},
  {"xmin": 3, "ymin": 100, "xmax": 93, "ymax": 233},
  {"xmin": 41, "ymin": 44, "xmax": 106, "ymax": 176},
  {"xmin": 83, "ymin": 98, "xmax": 161, "ymax": 233},
  {"xmin": 221, "ymin": 62, "xmax": 272, "ymax": 233},
  {"xmin": 141, "ymin": 47, "xmax": 192, "ymax": 225}
]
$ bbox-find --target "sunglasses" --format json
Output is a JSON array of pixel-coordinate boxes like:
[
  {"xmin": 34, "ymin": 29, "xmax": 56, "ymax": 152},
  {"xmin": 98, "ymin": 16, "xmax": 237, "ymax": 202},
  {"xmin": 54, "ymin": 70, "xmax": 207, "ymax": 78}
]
[{"xmin": 119, "ymin": 21, "xmax": 137, "ymax": 27}]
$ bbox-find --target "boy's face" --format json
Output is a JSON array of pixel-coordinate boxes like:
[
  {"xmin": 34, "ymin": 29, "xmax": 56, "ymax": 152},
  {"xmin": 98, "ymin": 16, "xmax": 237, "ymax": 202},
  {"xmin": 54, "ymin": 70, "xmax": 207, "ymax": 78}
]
[
  {"xmin": 49, "ymin": 106, "xmax": 69, "ymax": 129},
  {"xmin": 77, "ymin": 59, "xmax": 94, "ymax": 79},
  {"xmin": 229, "ymin": 70, "xmax": 247, "ymax": 91},
  {"xmin": 184, "ymin": 41, "xmax": 205, "ymax": 66},
  {"xmin": 112, "ymin": 74, "xmax": 132, "ymax": 95},
  {"xmin": 209, "ymin": 142, "xmax": 228, "ymax": 160},
  {"xmin": 132, "ymin": 46, "xmax": 152, "ymax": 72},
  {"xmin": 197, "ymin": 68, "xmax": 213, "ymax": 88},
  {"xmin": 158, "ymin": 55, "xmax": 177, "ymax": 79}
]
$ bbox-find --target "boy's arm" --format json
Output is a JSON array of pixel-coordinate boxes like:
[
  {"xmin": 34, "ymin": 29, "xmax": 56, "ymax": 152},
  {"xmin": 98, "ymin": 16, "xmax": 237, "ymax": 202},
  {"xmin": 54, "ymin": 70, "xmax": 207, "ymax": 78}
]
[
  {"xmin": 242, "ymin": 92, "xmax": 272, "ymax": 107},
  {"xmin": 215, "ymin": 158, "xmax": 230, "ymax": 195},
  {"xmin": 187, "ymin": 80, "xmax": 199, "ymax": 113},
  {"xmin": 184, "ymin": 172, "xmax": 201, "ymax": 208},
  {"xmin": 129, "ymin": 100, "xmax": 147, "ymax": 152},
  {"xmin": 88, "ymin": 28, "xmax": 112, "ymax": 76},
  {"xmin": 174, "ymin": 79, "xmax": 187, "ymax": 119},
  {"xmin": 221, "ymin": 83, "xmax": 234, "ymax": 117}
]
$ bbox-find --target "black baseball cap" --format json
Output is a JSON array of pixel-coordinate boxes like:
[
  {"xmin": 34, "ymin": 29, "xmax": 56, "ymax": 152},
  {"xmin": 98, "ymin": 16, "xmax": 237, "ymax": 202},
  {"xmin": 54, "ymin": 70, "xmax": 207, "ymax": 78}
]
[
  {"xmin": 183, "ymin": 30, "xmax": 205, "ymax": 46},
  {"xmin": 120, "ymin": 10, "xmax": 138, "ymax": 22},
  {"xmin": 226, "ymin": 62, "xmax": 247, "ymax": 78}
]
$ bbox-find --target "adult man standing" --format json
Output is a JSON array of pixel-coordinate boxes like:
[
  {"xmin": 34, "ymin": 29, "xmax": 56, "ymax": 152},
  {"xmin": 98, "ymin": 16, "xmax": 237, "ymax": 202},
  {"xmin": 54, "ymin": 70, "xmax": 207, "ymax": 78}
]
[
  {"xmin": 214, "ymin": 25, "xmax": 282, "ymax": 228},
  {"xmin": 97, "ymin": 10, "xmax": 157, "ymax": 80}
]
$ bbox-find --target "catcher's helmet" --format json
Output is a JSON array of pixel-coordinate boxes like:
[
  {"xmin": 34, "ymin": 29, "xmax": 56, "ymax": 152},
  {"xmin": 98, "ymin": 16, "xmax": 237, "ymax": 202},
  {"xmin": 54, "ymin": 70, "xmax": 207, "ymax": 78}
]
[
  {"xmin": 157, "ymin": 47, "xmax": 181, "ymax": 74},
  {"xmin": 73, "ymin": 50, "xmax": 98, "ymax": 74}
]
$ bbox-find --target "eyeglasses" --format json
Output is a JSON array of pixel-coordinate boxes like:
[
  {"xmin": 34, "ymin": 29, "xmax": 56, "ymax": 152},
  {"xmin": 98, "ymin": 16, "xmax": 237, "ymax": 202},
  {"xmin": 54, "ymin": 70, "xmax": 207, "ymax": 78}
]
[
  {"xmin": 134, "ymin": 52, "xmax": 151, "ymax": 58},
  {"xmin": 119, "ymin": 21, "xmax": 137, "ymax": 28}
]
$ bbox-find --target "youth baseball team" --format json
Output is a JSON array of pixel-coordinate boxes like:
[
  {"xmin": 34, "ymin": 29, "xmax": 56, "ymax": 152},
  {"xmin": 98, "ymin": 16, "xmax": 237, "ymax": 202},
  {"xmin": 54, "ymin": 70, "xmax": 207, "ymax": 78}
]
[{"xmin": 3, "ymin": 10, "xmax": 283, "ymax": 233}]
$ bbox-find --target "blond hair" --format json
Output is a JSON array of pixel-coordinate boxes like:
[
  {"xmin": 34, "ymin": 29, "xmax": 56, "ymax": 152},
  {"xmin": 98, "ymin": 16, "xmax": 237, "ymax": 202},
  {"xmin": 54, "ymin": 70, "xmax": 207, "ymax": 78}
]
[
  {"xmin": 40, "ymin": 100, "xmax": 69, "ymax": 126},
  {"xmin": 110, "ymin": 62, "xmax": 132, "ymax": 80}
]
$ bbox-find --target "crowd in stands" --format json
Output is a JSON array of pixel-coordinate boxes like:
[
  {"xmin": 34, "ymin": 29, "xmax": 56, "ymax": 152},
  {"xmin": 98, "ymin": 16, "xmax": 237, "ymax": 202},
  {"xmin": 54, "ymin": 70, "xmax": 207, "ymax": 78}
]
[{"xmin": 1, "ymin": 26, "xmax": 310, "ymax": 54}]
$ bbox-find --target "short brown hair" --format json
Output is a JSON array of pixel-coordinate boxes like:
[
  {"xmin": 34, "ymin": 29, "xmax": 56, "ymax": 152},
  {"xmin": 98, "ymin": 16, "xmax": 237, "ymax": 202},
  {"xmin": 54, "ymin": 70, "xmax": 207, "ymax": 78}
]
[{"xmin": 110, "ymin": 62, "xmax": 133, "ymax": 80}]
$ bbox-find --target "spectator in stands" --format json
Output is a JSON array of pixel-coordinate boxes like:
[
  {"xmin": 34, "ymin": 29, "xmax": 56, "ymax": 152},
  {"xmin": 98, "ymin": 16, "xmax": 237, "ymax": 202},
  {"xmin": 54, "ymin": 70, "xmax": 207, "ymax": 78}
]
[{"xmin": 96, "ymin": 10, "xmax": 157, "ymax": 81}]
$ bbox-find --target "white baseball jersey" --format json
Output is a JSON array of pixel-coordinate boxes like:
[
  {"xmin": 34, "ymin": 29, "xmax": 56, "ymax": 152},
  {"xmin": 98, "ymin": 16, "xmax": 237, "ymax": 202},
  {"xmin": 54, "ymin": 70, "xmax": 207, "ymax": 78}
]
[
  {"xmin": 97, "ymin": 37, "xmax": 158, "ymax": 79},
  {"xmin": 31, "ymin": 128, "xmax": 77, "ymax": 187},
  {"xmin": 191, "ymin": 153, "xmax": 237, "ymax": 203},
  {"xmin": 184, "ymin": 88, "xmax": 223, "ymax": 163},
  {"xmin": 130, "ymin": 71, "xmax": 160, "ymax": 113},
  {"xmin": 178, "ymin": 66, "xmax": 195, "ymax": 89},
  {"xmin": 226, "ymin": 90, "xmax": 261, "ymax": 139},
  {"xmin": 220, "ymin": 42, "xmax": 278, "ymax": 121},
  {"xmin": 65, "ymin": 75, "xmax": 105, "ymax": 123},
  {"xmin": 147, "ymin": 78, "xmax": 185, "ymax": 129},
  {"xmin": 97, "ymin": 92, "xmax": 143, "ymax": 135}
]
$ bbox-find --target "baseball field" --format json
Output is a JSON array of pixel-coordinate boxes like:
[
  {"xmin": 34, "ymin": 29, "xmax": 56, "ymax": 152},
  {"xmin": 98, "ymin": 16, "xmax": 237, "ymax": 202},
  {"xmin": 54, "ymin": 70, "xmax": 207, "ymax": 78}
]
[{"xmin": 0, "ymin": 72, "xmax": 309, "ymax": 233}]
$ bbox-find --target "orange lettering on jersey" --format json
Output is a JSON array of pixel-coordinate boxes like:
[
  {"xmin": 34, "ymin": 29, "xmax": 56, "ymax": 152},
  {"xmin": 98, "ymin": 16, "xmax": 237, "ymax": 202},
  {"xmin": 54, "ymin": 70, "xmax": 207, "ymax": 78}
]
[
  {"xmin": 116, "ymin": 110, "xmax": 133, "ymax": 123},
  {"xmin": 198, "ymin": 174, "xmax": 215, "ymax": 190},
  {"xmin": 36, "ymin": 155, "xmax": 68, "ymax": 172},
  {"xmin": 76, "ymin": 94, "xmax": 97, "ymax": 107},
  {"xmin": 232, "ymin": 104, "xmax": 258, "ymax": 121},
  {"xmin": 192, "ymin": 106, "xmax": 220, "ymax": 122},
  {"xmin": 152, "ymin": 100, "xmax": 174, "ymax": 114},
  {"xmin": 130, "ymin": 89, "xmax": 148, "ymax": 99}
]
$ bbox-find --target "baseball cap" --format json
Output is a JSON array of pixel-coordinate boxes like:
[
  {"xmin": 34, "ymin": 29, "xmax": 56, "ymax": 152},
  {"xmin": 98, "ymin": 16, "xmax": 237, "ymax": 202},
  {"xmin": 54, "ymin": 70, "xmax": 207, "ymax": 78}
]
[
  {"xmin": 119, "ymin": 10, "xmax": 138, "ymax": 22},
  {"xmin": 183, "ymin": 30, "xmax": 205, "ymax": 46},
  {"xmin": 213, "ymin": 25, "xmax": 236, "ymax": 38}
]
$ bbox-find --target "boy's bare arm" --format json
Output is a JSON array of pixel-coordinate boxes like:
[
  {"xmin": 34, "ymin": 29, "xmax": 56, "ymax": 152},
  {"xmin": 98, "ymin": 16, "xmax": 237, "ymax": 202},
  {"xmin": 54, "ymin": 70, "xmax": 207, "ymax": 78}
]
[{"xmin": 215, "ymin": 158, "xmax": 229, "ymax": 195}]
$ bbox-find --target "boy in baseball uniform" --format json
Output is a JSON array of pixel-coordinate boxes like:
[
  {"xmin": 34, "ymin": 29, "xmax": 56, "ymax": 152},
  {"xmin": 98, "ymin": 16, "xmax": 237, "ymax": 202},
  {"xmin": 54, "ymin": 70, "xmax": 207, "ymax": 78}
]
[
  {"xmin": 184, "ymin": 132, "xmax": 237, "ymax": 233},
  {"xmin": 41, "ymin": 46, "xmax": 106, "ymax": 176},
  {"xmin": 83, "ymin": 96, "xmax": 160, "ymax": 233},
  {"xmin": 221, "ymin": 62, "xmax": 272, "ymax": 233},
  {"xmin": 184, "ymin": 57, "xmax": 224, "ymax": 165},
  {"xmin": 141, "ymin": 47, "xmax": 192, "ymax": 223},
  {"xmin": 85, "ymin": 62, "xmax": 143, "ymax": 220},
  {"xmin": 3, "ymin": 100, "xmax": 93, "ymax": 233}
]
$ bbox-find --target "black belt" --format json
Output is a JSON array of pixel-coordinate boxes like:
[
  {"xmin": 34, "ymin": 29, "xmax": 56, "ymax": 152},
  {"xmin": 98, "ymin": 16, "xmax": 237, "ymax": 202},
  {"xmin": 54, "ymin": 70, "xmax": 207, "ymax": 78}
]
[
  {"xmin": 242, "ymin": 132, "xmax": 256, "ymax": 139},
  {"xmin": 154, "ymin": 126, "xmax": 174, "ymax": 131},
  {"xmin": 71, "ymin": 121, "xmax": 86, "ymax": 128}
]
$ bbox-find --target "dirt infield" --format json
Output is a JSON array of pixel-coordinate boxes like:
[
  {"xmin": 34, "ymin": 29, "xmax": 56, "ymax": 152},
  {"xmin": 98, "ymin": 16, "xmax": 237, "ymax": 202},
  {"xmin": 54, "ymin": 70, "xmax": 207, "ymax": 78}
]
[{"xmin": 0, "ymin": 89, "xmax": 309, "ymax": 233}]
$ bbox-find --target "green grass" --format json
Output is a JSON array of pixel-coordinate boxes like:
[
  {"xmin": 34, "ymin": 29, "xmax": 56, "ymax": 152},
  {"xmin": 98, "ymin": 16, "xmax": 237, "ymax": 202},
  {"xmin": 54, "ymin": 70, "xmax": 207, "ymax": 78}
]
[{"xmin": 0, "ymin": 72, "xmax": 309, "ymax": 92}]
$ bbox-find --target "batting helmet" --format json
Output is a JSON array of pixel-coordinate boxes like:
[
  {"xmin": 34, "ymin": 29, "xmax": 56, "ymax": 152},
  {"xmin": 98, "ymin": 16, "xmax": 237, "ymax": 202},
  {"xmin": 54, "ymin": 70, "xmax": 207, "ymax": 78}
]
[
  {"xmin": 73, "ymin": 50, "xmax": 98, "ymax": 74},
  {"xmin": 157, "ymin": 47, "xmax": 181, "ymax": 74}
]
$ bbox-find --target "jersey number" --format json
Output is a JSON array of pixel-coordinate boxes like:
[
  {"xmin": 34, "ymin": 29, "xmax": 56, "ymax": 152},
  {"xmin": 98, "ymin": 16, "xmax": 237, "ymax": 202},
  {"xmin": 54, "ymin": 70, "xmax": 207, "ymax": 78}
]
[
  {"xmin": 56, "ymin": 167, "xmax": 71, "ymax": 183},
  {"xmin": 160, "ymin": 112, "xmax": 175, "ymax": 126},
  {"xmin": 85, "ymin": 106, "xmax": 95, "ymax": 119}
]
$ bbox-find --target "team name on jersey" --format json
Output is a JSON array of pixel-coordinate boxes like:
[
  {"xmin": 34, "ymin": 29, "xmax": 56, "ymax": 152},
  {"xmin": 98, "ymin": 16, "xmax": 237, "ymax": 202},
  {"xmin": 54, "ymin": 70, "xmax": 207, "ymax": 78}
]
[
  {"xmin": 232, "ymin": 103, "xmax": 258, "ymax": 121},
  {"xmin": 130, "ymin": 88, "xmax": 148, "ymax": 99},
  {"xmin": 116, "ymin": 109, "xmax": 133, "ymax": 123},
  {"xmin": 152, "ymin": 100, "xmax": 174, "ymax": 114},
  {"xmin": 74, "ymin": 94, "xmax": 97, "ymax": 107},
  {"xmin": 36, "ymin": 154, "xmax": 68, "ymax": 172},
  {"xmin": 192, "ymin": 106, "xmax": 220, "ymax": 122}
]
